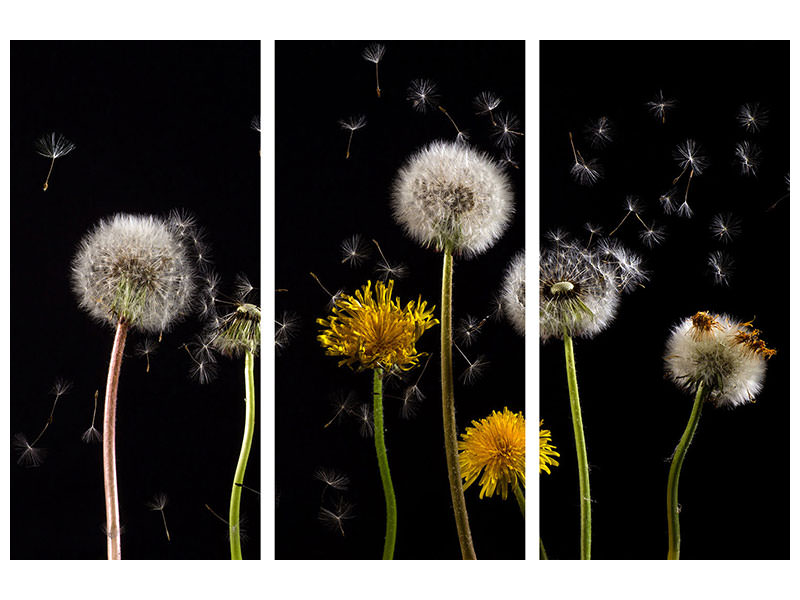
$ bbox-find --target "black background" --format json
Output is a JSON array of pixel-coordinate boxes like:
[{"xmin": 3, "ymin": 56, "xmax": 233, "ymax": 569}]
[
  {"xmin": 275, "ymin": 41, "xmax": 525, "ymax": 559},
  {"xmin": 10, "ymin": 41, "xmax": 261, "ymax": 559},
  {"xmin": 539, "ymin": 41, "xmax": 789, "ymax": 559}
]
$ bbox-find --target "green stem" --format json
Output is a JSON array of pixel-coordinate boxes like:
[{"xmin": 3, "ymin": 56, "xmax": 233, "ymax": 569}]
[
  {"xmin": 372, "ymin": 368, "xmax": 397, "ymax": 559},
  {"xmin": 441, "ymin": 245, "xmax": 477, "ymax": 560},
  {"xmin": 667, "ymin": 382, "xmax": 707, "ymax": 560},
  {"xmin": 513, "ymin": 484, "xmax": 525, "ymax": 517},
  {"xmin": 540, "ymin": 538, "xmax": 549, "ymax": 560},
  {"xmin": 563, "ymin": 329, "xmax": 591, "ymax": 560},
  {"xmin": 103, "ymin": 318, "xmax": 128, "ymax": 560},
  {"xmin": 229, "ymin": 350, "xmax": 256, "ymax": 560}
]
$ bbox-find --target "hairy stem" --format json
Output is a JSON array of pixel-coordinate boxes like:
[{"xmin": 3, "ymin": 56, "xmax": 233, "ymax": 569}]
[
  {"xmin": 441, "ymin": 245, "xmax": 477, "ymax": 559},
  {"xmin": 103, "ymin": 318, "xmax": 129, "ymax": 560},
  {"xmin": 667, "ymin": 382, "xmax": 707, "ymax": 560},
  {"xmin": 372, "ymin": 368, "xmax": 397, "ymax": 559},
  {"xmin": 563, "ymin": 328, "xmax": 591, "ymax": 560},
  {"xmin": 230, "ymin": 350, "xmax": 256, "ymax": 560}
]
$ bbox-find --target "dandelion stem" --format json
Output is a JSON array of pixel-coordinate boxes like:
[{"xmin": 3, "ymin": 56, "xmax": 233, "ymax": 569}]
[
  {"xmin": 103, "ymin": 318, "xmax": 129, "ymax": 560},
  {"xmin": 563, "ymin": 328, "xmax": 591, "ymax": 560},
  {"xmin": 667, "ymin": 382, "xmax": 707, "ymax": 560},
  {"xmin": 441, "ymin": 245, "xmax": 477, "ymax": 560},
  {"xmin": 372, "ymin": 368, "xmax": 397, "ymax": 559},
  {"xmin": 43, "ymin": 156, "xmax": 55, "ymax": 191},
  {"xmin": 540, "ymin": 538, "xmax": 549, "ymax": 560},
  {"xmin": 229, "ymin": 349, "xmax": 256, "ymax": 560},
  {"xmin": 513, "ymin": 484, "xmax": 525, "ymax": 517}
]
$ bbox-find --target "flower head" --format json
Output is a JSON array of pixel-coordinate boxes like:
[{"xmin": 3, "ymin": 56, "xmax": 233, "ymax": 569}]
[
  {"xmin": 664, "ymin": 311, "xmax": 775, "ymax": 408},
  {"xmin": 210, "ymin": 302, "xmax": 261, "ymax": 358},
  {"xmin": 317, "ymin": 280, "xmax": 438, "ymax": 373},
  {"xmin": 501, "ymin": 250, "xmax": 526, "ymax": 335},
  {"xmin": 458, "ymin": 407, "xmax": 525, "ymax": 500},
  {"xmin": 539, "ymin": 420, "xmax": 560, "ymax": 475},
  {"xmin": 71, "ymin": 213, "xmax": 197, "ymax": 333},
  {"xmin": 391, "ymin": 140, "xmax": 514, "ymax": 257}
]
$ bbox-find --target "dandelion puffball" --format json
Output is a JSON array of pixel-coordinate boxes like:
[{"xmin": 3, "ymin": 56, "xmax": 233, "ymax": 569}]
[
  {"xmin": 664, "ymin": 311, "xmax": 775, "ymax": 408},
  {"xmin": 391, "ymin": 140, "xmax": 514, "ymax": 257},
  {"xmin": 501, "ymin": 250, "xmax": 525, "ymax": 335},
  {"xmin": 72, "ymin": 213, "xmax": 197, "ymax": 333}
]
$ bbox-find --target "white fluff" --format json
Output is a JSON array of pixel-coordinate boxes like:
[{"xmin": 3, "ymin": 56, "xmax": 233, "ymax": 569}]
[
  {"xmin": 664, "ymin": 313, "xmax": 768, "ymax": 408},
  {"xmin": 391, "ymin": 141, "xmax": 514, "ymax": 257},
  {"xmin": 72, "ymin": 213, "xmax": 197, "ymax": 333},
  {"xmin": 501, "ymin": 250, "xmax": 526, "ymax": 335}
]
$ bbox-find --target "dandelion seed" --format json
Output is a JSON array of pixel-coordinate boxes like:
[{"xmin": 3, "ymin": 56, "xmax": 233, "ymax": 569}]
[
  {"xmin": 492, "ymin": 112, "xmax": 524, "ymax": 149},
  {"xmin": 544, "ymin": 228, "xmax": 573, "ymax": 249},
  {"xmin": 81, "ymin": 390, "xmax": 102, "ymax": 444},
  {"xmin": 372, "ymin": 239, "xmax": 408, "ymax": 281},
  {"xmin": 608, "ymin": 196, "xmax": 643, "ymax": 237},
  {"xmin": 362, "ymin": 43, "xmax": 386, "ymax": 98},
  {"xmin": 146, "ymin": 493, "xmax": 171, "ymax": 542},
  {"xmin": 135, "ymin": 338, "xmax": 159, "ymax": 373},
  {"xmin": 392, "ymin": 141, "xmax": 514, "ymax": 257},
  {"xmin": 399, "ymin": 353, "xmax": 432, "ymax": 419},
  {"xmin": 737, "ymin": 103, "xmax": 768, "ymax": 132},
  {"xmin": 275, "ymin": 311, "xmax": 300, "ymax": 353},
  {"xmin": 500, "ymin": 149, "xmax": 519, "ymax": 170},
  {"xmin": 708, "ymin": 251, "xmax": 734, "ymax": 286},
  {"xmin": 356, "ymin": 403, "xmax": 374, "ymax": 438},
  {"xmin": 585, "ymin": 116, "xmax": 613, "ymax": 148},
  {"xmin": 407, "ymin": 78, "xmax": 439, "ymax": 113},
  {"xmin": 184, "ymin": 341, "xmax": 218, "ymax": 384},
  {"xmin": 318, "ymin": 498, "xmax": 355, "ymax": 537},
  {"xmin": 12, "ymin": 433, "xmax": 46, "ymax": 467},
  {"xmin": 568, "ymin": 132, "xmax": 602, "ymax": 186},
  {"xmin": 314, "ymin": 468, "xmax": 351, "ymax": 497},
  {"xmin": 709, "ymin": 213, "xmax": 742, "ymax": 243},
  {"xmin": 339, "ymin": 114, "xmax": 367, "ymax": 159},
  {"xmin": 646, "ymin": 89, "xmax": 676, "ymax": 124},
  {"xmin": 324, "ymin": 390, "xmax": 357, "ymax": 428},
  {"xmin": 735, "ymin": 141, "xmax": 761, "ymax": 176},
  {"xmin": 340, "ymin": 234, "xmax": 371, "ymax": 267},
  {"xmin": 659, "ymin": 189, "xmax": 678, "ymax": 215},
  {"xmin": 639, "ymin": 223, "xmax": 666, "ymax": 248},
  {"xmin": 454, "ymin": 343, "xmax": 488, "ymax": 385},
  {"xmin": 584, "ymin": 223, "xmax": 603, "ymax": 248},
  {"xmin": 473, "ymin": 91, "xmax": 502, "ymax": 125},
  {"xmin": 250, "ymin": 115, "xmax": 260, "ymax": 133},
  {"xmin": 233, "ymin": 273, "xmax": 256, "ymax": 303},
  {"xmin": 767, "ymin": 173, "xmax": 789, "ymax": 212},
  {"xmin": 671, "ymin": 139, "xmax": 707, "ymax": 213},
  {"xmin": 456, "ymin": 314, "xmax": 489, "ymax": 347},
  {"xmin": 35, "ymin": 132, "xmax": 76, "ymax": 191},
  {"xmin": 310, "ymin": 272, "xmax": 344, "ymax": 311},
  {"xmin": 204, "ymin": 504, "xmax": 247, "ymax": 543}
]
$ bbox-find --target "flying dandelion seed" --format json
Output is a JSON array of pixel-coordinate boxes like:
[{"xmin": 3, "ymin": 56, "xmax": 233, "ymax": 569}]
[
  {"xmin": 250, "ymin": 115, "xmax": 260, "ymax": 132},
  {"xmin": 659, "ymin": 189, "xmax": 678, "ymax": 215},
  {"xmin": 35, "ymin": 132, "xmax": 76, "ymax": 191},
  {"xmin": 339, "ymin": 115, "xmax": 367, "ymax": 159},
  {"xmin": 398, "ymin": 353, "xmax": 432, "ymax": 419},
  {"xmin": 355, "ymin": 402, "xmax": 374, "ymax": 438},
  {"xmin": 406, "ymin": 78, "xmax": 467, "ymax": 140},
  {"xmin": 473, "ymin": 91, "xmax": 502, "ymax": 125},
  {"xmin": 646, "ymin": 89, "xmax": 676, "ymax": 123},
  {"xmin": 584, "ymin": 222, "xmax": 603, "ymax": 248},
  {"xmin": 492, "ymin": 112, "xmax": 524, "ymax": 148},
  {"xmin": 500, "ymin": 149, "xmax": 519, "ymax": 170},
  {"xmin": 372, "ymin": 239, "xmax": 408, "ymax": 281},
  {"xmin": 544, "ymin": 228, "xmax": 574, "ymax": 248},
  {"xmin": 275, "ymin": 310, "xmax": 300, "ymax": 353},
  {"xmin": 146, "ymin": 493, "xmax": 171, "ymax": 542},
  {"xmin": 709, "ymin": 213, "xmax": 742, "ymax": 243},
  {"xmin": 318, "ymin": 497, "xmax": 355, "ymax": 537},
  {"xmin": 323, "ymin": 390, "xmax": 357, "ymax": 429},
  {"xmin": 340, "ymin": 234, "xmax": 371, "ymax": 267},
  {"xmin": 671, "ymin": 139, "xmax": 708, "ymax": 215},
  {"xmin": 183, "ymin": 340, "xmax": 218, "ymax": 384},
  {"xmin": 568, "ymin": 132, "xmax": 602, "ymax": 186},
  {"xmin": 314, "ymin": 468, "xmax": 351, "ymax": 497},
  {"xmin": 737, "ymin": 102, "xmax": 768, "ymax": 132},
  {"xmin": 608, "ymin": 196, "xmax": 644, "ymax": 237},
  {"xmin": 585, "ymin": 116, "xmax": 613, "ymax": 148},
  {"xmin": 735, "ymin": 141, "xmax": 761, "ymax": 176},
  {"xmin": 12, "ymin": 432, "xmax": 46, "ymax": 468},
  {"xmin": 454, "ymin": 343, "xmax": 488, "ymax": 385},
  {"xmin": 310, "ymin": 272, "xmax": 344, "ymax": 311},
  {"xmin": 81, "ymin": 390, "xmax": 102, "ymax": 444},
  {"xmin": 362, "ymin": 43, "xmax": 386, "ymax": 98},
  {"xmin": 135, "ymin": 338, "xmax": 159, "ymax": 373},
  {"xmin": 708, "ymin": 250, "xmax": 735, "ymax": 286},
  {"xmin": 639, "ymin": 223, "xmax": 666, "ymax": 248},
  {"xmin": 456, "ymin": 314, "xmax": 489, "ymax": 347}
]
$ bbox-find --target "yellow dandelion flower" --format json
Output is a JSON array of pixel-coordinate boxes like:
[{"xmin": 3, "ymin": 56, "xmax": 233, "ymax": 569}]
[
  {"xmin": 539, "ymin": 420, "xmax": 560, "ymax": 475},
  {"xmin": 317, "ymin": 279, "xmax": 438, "ymax": 372},
  {"xmin": 458, "ymin": 407, "xmax": 525, "ymax": 500}
]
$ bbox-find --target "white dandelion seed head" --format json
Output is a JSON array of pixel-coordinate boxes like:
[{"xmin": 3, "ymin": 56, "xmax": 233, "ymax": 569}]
[
  {"xmin": 361, "ymin": 43, "xmax": 386, "ymax": 64},
  {"xmin": 35, "ymin": 132, "xmax": 76, "ymax": 159},
  {"xmin": 391, "ymin": 140, "xmax": 514, "ymax": 257},
  {"xmin": 500, "ymin": 250, "xmax": 526, "ymax": 335},
  {"xmin": 71, "ymin": 213, "xmax": 198, "ymax": 334},
  {"xmin": 539, "ymin": 244, "xmax": 623, "ymax": 342},
  {"xmin": 665, "ymin": 312, "xmax": 772, "ymax": 408},
  {"xmin": 674, "ymin": 139, "xmax": 709, "ymax": 175}
]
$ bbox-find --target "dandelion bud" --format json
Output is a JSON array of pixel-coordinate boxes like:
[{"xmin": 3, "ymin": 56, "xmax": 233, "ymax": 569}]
[
  {"xmin": 501, "ymin": 250, "xmax": 525, "ymax": 335},
  {"xmin": 71, "ymin": 213, "xmax": 198, "ymax": 333},
  {"xmin": 664, "ymin": 311, "xmax": 775, "ymax": 408},
  {"xmin": 391, "ymin": 140, "xmax": 514, "ymax": 257}
]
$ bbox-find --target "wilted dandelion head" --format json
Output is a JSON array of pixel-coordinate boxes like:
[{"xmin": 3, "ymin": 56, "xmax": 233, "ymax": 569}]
[
  {"xmin": 317, "ymin": 280, "xmax": 438, "ymax": 373},
  {"xmin": 71, "ymin": 213, "xmax": 197, "ymax": 333},
  {"xmin": 501, "ymin": 251, "xmax": 526, "ymax": 335},
  {"xmin": 458, "ymin": 407, "xmax": 525, "ymax": 500},
  {"xmin": 539, "ymin": 420, "xmax": 559, "ymax": 475},
  {"xmin": 540, "ymin": 244, "xmax": 622, "ymax": 341},
  {"xmin": 210, "ymin": 302, "xmax": 261, "ymax": 358},
  {"xmin": 664, "ymin": 311, "xmax": 774, "ymax": 408},
  {"xmin": 391, "ymin": 141, "xmax": 514, "ymax": 257}
]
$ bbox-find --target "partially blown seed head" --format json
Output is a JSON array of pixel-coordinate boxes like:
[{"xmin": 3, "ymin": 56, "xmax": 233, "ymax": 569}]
[
  {"xmin": 391, "ymin": 140, "xmax": 514, "ymax": 257},
  {"xmin": 501, "ymin": 251, "xmax": 526, "ymax": 335}
]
